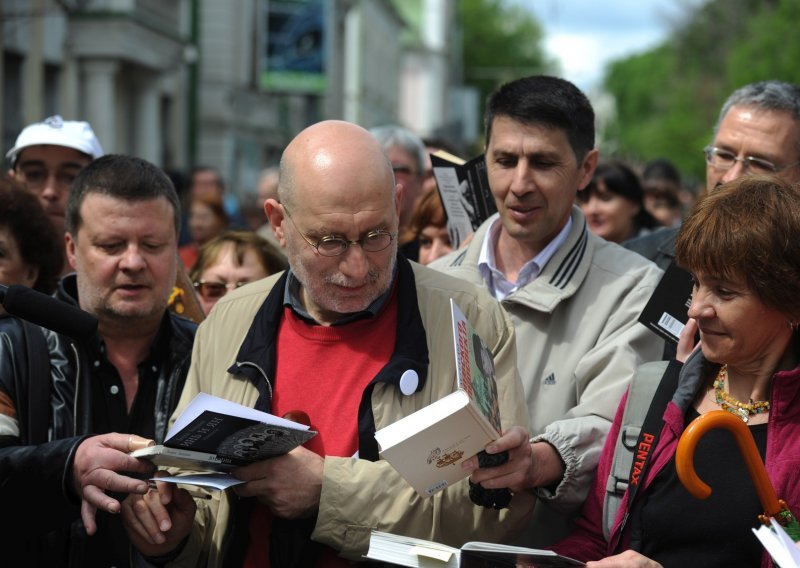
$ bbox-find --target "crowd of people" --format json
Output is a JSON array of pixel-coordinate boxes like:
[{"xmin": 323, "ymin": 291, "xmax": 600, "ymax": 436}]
[{"xmin": 0, "ymin": 76, "xmax": 799, "ymax": 568}]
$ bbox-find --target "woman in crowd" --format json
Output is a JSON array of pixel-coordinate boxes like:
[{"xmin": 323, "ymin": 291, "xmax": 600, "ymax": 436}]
[
  {"xmin": 0, "ymin": 180, "xmax": 63, "ymax": 295},
  {"xmin": 401, "ymin": 187, "xmax": 453, "ymax": 265},
  {"xmin": 472, "ymin": 175, "xmax": 800, "ymax": 567},
  {"xmin": 189, "ymin": 231, "xmax": 287, "ymax": 315},
  {"xmin": 578, "ymin": 160, "xmax": 661, "ymax": 244},
  {"xmin": 642, "ymin": 158, "xmax": 685, "ymax": 229},
  {"xmin": 179, "ymin": 193, "xmax": 229, "ymax": 269}
]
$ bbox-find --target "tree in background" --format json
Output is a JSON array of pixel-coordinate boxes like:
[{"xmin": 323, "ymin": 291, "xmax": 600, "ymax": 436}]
[
  {"xmin": 460, "ymin": 0, "xmax": 555, "ymax": 146},
  {"xmin": 726, "ymin": 0, "xmax": 800, "ymax": 88},
  {"xmin": 601, "ymin": 0, "xmax": 792, "ymax": 182}
]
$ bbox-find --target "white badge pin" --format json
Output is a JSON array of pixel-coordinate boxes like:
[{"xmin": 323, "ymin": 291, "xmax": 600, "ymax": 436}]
[{"xmin": 399, "ymin": 369, "xmax": 419, "ymax": 395}]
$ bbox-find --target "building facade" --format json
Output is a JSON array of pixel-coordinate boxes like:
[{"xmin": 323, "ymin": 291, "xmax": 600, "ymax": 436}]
[{"xmin": 2, "ymin": 0, "xmax": 467, "ymax": 197}]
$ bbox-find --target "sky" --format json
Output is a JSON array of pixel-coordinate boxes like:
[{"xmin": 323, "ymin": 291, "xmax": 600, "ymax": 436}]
[{"xmin": 521, "ymin": 0, "xmax": 698, "ymax": 91}]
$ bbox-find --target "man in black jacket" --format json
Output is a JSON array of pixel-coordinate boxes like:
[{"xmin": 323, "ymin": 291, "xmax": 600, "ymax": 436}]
[{"xmin": 0, "ymin": 154, "xmax": 197, "ymax": 567}]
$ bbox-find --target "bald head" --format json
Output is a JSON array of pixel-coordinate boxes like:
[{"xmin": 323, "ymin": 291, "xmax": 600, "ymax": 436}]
[
  {"xmin": 278, "ymin": 120, "xmax": 396, "ymax": 210},
  {"xmin": 265, "ymin": 120, "xmax": 402, "ymax": 325}
]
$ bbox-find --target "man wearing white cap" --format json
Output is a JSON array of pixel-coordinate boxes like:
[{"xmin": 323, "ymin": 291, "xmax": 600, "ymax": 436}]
[{"xmin": 6, "ymin": 115, "xmax": 104, "ymax": 235}]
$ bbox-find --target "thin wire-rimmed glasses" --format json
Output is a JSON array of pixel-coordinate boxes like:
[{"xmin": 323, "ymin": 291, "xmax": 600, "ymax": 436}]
[
  {"xmin": 282, "ymin": 206, "xmax": 396, "ymax": 257},
  {"xmin": 704, "ymin": 146, "xmax": 800, "ymax": 174}
]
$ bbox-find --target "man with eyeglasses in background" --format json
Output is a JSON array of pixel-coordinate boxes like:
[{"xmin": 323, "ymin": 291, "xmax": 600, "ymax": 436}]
[
  {"xmin": 6, "ymin": 115, "xmax": 104, "ymax": 275},
  {"xmin": 625, "ymin": 80, "xmax": 800, "ymax": 269},
  {"xmin": 120, "ymin": 120, "xmax": 534, "ymax": 567}
]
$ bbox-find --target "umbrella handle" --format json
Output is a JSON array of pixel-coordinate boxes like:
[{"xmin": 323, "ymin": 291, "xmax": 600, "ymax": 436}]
[{"xmin": 675, "ymin": 410, "xmax": 781, "ymax": 517}]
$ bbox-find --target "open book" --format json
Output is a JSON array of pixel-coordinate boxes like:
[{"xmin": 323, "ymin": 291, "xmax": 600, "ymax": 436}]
[
  {"xmin": 430, "ymin": 150, "xmax": 497, "ymax": 248},
  {"xmin": 374, "ymin": 299, "xmax": 502, "ymax": 497},
  {"xmin": 365, "ymin": 530, "xmax": 585, "ymax": 567},
  {"xmin": 131, "ymin": 392, "xmax": 316, "ymax": 472}
]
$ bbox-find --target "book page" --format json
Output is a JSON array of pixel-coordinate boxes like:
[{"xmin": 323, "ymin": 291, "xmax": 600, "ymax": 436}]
[
  {"xmin": 753, "ymin": 519, "xmax": 800, "ymax": 568},
  {"xmin": 461, "ymin": 542, "xmax": 585, "ymax": 567},
  {"xmin": 366, "ymin": 530, "xmax": 459, "ymax": 567},
  {"xmin": 153, "ymin": 473, "xmax": 244, "ymax": 490}
]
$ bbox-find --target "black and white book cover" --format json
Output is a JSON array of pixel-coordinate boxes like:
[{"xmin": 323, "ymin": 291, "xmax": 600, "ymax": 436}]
[
  {"xmin": 638, "ymin": 261, "xmax": 694, "ymax": 344},
  {"xmin": 431, "ymin": 151, "xmax": 497, "ymax": 248},
  {"xmin": 132, "ymin": 393, "xmax": 316, "ymax": 471}
]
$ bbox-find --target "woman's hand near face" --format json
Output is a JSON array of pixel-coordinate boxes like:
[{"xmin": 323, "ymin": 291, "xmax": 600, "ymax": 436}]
[{"xmin": 676, "ymin": 317, "xmax": 700, "ymax": 363}]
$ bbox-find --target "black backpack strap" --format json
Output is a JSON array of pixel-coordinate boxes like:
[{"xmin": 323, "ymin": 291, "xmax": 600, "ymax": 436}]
[
  {"xmin": 603, "ymin": 360, "xmax": 668, "ymax": 540},
  {"xmin": 609, "ymin": 358, "xmax": 682, "ymax": 552}
]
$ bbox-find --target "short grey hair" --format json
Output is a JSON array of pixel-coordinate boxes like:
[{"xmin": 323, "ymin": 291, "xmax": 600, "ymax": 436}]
[
  {"xmin": 369, "ymin": 125, "xmax": 426, "ymax": 178},
  {"xmin": 714, "ymin": 80, "xmax": 800, "ymax": 154}
]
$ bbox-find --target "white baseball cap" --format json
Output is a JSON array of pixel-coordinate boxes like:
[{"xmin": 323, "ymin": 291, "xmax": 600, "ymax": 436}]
[{"xmin": 6, "ymin": 115, "xmax": 104, "ymax": 164}]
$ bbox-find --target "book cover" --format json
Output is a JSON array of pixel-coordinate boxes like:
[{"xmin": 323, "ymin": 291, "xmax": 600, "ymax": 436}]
[
  {"xmin": 638, "ymin": 260, "xmax": 694, "ymax": 344},
  {"xmin": 364, "ymin": 530, "xmax": 585, "ymax": 567},
  {"xmin": 374, "ymin": 300, "xmax": 501, "ymax": 497},
  {"xmin": 131, "ymin": 393, "xmax": 316, "ymax": 472},
  {"xmin": 430, "ymin": 151, "xmax": 497, "ymax": 248}
]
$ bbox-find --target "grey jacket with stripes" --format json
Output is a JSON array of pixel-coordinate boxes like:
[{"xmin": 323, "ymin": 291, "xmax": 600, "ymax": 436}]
[{"xmin": 430, "ymin": 206, "xmax": 664, "ymax": 547}]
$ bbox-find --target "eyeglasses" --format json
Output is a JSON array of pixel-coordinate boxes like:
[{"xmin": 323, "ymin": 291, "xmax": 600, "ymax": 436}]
[
  {"xmin": 282, "ymin": 206, "xmax": 396, "ymax": 257},
  {"xmin": 193, "ymin": 280, "xmax": 247, "ymax": 300},
  {"xmin": 704, "ymin": 146, "xmax": 800, "ymax": 174},
  {"xmin": 17, "ymin": 164, "xmax": 80, "ymax": 191}
]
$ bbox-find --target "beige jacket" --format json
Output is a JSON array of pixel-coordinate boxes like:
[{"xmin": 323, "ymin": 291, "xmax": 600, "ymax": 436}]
[
  {"xmin": 168, "ymin": 259, "xmax": 535, "ymax": 566},
  {"xmin": 431, "ymin": 208, "xmax": 664, "ymax": 545}
]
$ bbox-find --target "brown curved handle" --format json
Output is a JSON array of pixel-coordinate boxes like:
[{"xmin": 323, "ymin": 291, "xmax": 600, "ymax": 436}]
[{"xmin": 675, "ymin": 410, "xmax": 781, "ymax": 517}]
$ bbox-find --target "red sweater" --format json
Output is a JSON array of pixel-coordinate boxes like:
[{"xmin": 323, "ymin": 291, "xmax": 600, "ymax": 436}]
[{"xmin": 245, "ymin": 291, "xmax": 399, "ymax": 567}]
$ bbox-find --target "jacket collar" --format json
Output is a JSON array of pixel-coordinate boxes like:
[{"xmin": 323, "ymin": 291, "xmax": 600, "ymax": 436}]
[
  {"xmin": 228, "ymin": 255, "xmax": 430, "ymax": 407},
  {"xmin": 54, "ymin": 273, "xmax": 196, "ymax": 352},
  {"xmin": 55, "ymin": 272, "xmax": 80, "ymax": 308},
  {"xmin": 453, "ymin": 206, "xmax": 594, "ymax": 312}
]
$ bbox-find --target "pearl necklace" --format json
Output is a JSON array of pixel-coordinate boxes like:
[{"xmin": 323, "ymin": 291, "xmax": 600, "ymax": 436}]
[{"xmin": 713, "ymin": 365, "xmax": 770, "ymax": 423}]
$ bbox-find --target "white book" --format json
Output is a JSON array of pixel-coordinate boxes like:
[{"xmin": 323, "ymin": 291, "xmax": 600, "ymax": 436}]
[
  {"xmin": 753, "ymin": 518, "xmax": 800, "ymax": 568},
  {"xmin": 364, "ymin": 530, "xmax": 585, "ymax": 567},
  {"xmin": 374, "ymin": 299, "xmax": 502, "ymax": 497}
]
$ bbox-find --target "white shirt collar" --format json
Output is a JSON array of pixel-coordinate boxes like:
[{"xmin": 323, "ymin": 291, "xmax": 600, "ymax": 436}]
[{"xmin": 478, "ymin": 215, "xmax": 573, "ymax": 301}]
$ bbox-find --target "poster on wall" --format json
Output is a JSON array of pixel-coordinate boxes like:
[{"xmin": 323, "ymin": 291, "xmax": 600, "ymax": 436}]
[{"xmin": 261, "ymin": 0, "xmax": 327, "ymax": 93}]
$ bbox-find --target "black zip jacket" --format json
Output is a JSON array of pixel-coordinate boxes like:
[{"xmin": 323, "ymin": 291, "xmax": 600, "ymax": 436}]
[{"xmin": 0, "ymin": 274, "xmax": 196, "ymax": 567}]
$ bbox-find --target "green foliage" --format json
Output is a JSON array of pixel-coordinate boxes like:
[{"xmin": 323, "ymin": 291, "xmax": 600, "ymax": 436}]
[
  {"xmin": 460, "ymin": 0, "xmax": 555, "ymax": 113},
  {"xmin": 601, "ymin": 0, "xmax": 795, "ymax": 182},
  {"xmin": 726, "ymin": 0, "xmax": 800, "ymax": 87}
]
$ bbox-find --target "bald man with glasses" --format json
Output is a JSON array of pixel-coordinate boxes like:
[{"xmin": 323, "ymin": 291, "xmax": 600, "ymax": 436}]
[
  {"xmin": 626, "ymin": 80, "xmax": 800, "ymax": 270},
  {"xmin": 121, "ymin": 120, "xmax": 533, "ymax": 567}
]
